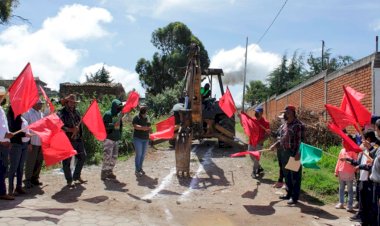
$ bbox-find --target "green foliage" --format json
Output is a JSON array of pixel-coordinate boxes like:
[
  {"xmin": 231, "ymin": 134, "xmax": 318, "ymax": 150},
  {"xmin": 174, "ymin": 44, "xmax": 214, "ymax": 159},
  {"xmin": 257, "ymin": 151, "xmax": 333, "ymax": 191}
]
[
  {"xmin": 246, "ymin": 49, "xmax": 355, "ymax": 99},
  {"xmin": 136, "ymin": 21, "xmax": 210, "ymax": 95},
  {"xmin": 306, "ymin": 49, "xmax": 355, "ymax": 77},
  {"xmin": 85, "ymin": 65, "xmax": 113, "ymax": 83},
  {"xmin": 245, "ymin": 80, "xmax": 269, "ymax": 105},
  {"xmin": 145, "ymin": 82, "xmax": 182, "ymax": 116},
  {"xmin": 0, "ymin": 0, "xmax": 18, "ymax": 24},
  {"xmin": 267, "ymin": 52, "xmax": 305, "ymax": 96}
]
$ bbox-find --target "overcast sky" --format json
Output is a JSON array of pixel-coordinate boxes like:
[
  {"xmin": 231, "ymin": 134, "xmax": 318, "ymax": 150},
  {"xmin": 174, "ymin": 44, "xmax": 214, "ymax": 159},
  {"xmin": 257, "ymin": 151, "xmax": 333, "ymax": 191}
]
[{"xmin": 0, "ymin": 0, "xmax": 379, "ymax": 104}]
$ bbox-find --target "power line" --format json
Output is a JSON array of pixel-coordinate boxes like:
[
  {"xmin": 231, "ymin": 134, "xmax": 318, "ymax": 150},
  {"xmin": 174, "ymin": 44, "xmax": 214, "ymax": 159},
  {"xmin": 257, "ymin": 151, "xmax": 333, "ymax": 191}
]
[{"xmin": 256, "ymin": 0, "xmax": 288, "ymax": 45}]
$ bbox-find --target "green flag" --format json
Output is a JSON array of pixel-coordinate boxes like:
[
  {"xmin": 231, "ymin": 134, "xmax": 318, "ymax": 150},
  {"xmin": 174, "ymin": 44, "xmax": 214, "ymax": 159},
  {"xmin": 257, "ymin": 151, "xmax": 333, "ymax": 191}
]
[{"xmin": 300, "ymin": 142, "xmax": 323, "ymax": 169}]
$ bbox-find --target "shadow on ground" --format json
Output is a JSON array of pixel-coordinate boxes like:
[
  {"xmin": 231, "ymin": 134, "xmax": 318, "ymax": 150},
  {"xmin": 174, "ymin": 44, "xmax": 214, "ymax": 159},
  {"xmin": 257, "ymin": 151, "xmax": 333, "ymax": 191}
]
[{"xmin": 51, "ymin": 184, "xmax": 85, "ymax": 203}]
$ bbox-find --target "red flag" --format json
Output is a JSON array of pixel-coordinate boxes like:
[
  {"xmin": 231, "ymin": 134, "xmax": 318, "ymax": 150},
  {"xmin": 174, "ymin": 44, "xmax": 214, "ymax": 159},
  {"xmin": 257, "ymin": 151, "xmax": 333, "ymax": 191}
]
[
  {"xmin": 325, "ymin": 104, "xmax": 356, "ymax": 129},
  {"xmin": 39, "ymin": 85, "xmax": 55, "ymax": 113},
  {"xmin": 240, "ymin": 112, "xmax": 259, "ymax": 146},
  {"xmin": 9, "ymin": 63, "xmax": 39, "ymax": 118},
  {"xmin": 156, "ymin": 116, "xmax": 175, "ymax": 131},
  {"xmin": 149, "ymin": 127, "xmax": 175, "ymax": 140},
  {"xmin": 122, "ymin": 91, "xmax": 140, "ymax": 113},
  {"xmin": 218, "ymin": 87, "xmax": 236, "ymax": 118},
  {"xmin": 230, "ymin": 151, "xmax": 261, "ymax": 161},
  {"xmin": 82, "ymin": 100, "xmax": 107, "ymax": 141},
  {"xmin": 327, "ymin": 122, "xmax": 362, "ymax": 153},
  {"xmin": 340, "ymin": 86, "xmax": 364, "ymax": 115},
  {"xmin": 342, "ymin": 85, "xmax": 371, "ymax": 126},
  {"xmin": 149, "ymin": 116, "xmax": 175, "ymax": 140},
  {"xmin": 28, "ymin": 113, "xmax": 77, "ymax": 166}
]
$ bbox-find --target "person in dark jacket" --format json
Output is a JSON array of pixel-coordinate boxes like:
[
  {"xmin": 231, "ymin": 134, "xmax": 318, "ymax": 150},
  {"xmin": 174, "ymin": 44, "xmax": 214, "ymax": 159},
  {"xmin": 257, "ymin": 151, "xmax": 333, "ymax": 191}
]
[
  {"xmin": 58, "ymin": 94, "xmax": 87, "ymax": 187},
  {"xmin": 101, "ymin": 99, "xmax": 123, "ymax": 180},
  {"xmin": 132, "ymin": 105, "xmax": 151, "ymax": 176},
  {"xmin": 277, "ymin": 105, "xmax": 305, "ymax": 205},
  {"xmin": 7, "ymin": 106, "xmax": 28, "ymax": 196}
]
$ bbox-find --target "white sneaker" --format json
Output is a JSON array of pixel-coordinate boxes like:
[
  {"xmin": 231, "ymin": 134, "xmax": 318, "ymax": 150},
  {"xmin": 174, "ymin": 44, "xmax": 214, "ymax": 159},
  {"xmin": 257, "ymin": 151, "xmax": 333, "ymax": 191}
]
[
  {"xmin": 335, "ymin": 203, "xmax": 344, "ymax": 209},
  {"xmin": 346, "ymin": 206, "xmax": 354, "ymax": 212}
]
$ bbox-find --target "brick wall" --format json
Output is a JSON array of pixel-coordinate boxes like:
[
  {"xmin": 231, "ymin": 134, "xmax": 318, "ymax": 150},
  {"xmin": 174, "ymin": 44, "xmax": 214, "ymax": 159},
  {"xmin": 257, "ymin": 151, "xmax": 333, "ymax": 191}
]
[
  {"xmin": 302, "ymin": 79, "xmax": 325, "ymax": 113},
  {"xmin": 251, "ymin": 53, "xmax": 378, "ymax": 122},
  {"xmin": 326, "ymin": 65, "xmax": 372, "ymax": 111}
]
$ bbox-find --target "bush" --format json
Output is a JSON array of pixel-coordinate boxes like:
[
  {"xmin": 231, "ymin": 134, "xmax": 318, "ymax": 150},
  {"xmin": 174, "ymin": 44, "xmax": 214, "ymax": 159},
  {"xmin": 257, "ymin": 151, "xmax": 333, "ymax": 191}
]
[{"xmin": 145, "ymin": 82, "xmax": 182, "ymax": 116}]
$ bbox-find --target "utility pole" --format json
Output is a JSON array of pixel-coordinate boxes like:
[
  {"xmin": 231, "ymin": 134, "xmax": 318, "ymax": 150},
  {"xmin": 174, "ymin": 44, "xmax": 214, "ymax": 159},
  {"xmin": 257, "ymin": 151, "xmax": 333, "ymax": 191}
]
[
  {"xmin": 242, "ymin": 37, "xmax": 248, "ymax": 112},
  {"xmin": 321, "ymin": 40, "xmax": 325, "ymax": 70}
]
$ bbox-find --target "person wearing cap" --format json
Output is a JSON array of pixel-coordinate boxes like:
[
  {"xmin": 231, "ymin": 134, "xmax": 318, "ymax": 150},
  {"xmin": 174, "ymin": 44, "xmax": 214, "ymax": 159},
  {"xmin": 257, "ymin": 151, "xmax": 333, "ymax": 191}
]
[
  {"xmin": 23, "ymin": 99, "xmax": 45, "ymax": 188},
  {"xmin": 272, "ymin": 113, "xmax": 286, "ymax": 189},
  {"xmin": 0, "ymin": 86, "xmax": 15, "ymax": 200},
  {"xmin": 58, "ymin": 94, "xmax": 87, "ymax": 187},
  {"xmin": 101, "ymin": 99, "xmax": 123, "ymax": 180},
  {"xmin": 250, "ymin": 106, "xmax": 270, "ymax": 179},
  {"xmin": 201, "ymin": 83, "xmax": 211, "ymax": 100},
  {"xmin": 132, "ymin": 104, "xmax": 152, "ymax": 176},
  {"xmin": 278, "ymin": 105, "xmax": 305, "ymax": 205}
]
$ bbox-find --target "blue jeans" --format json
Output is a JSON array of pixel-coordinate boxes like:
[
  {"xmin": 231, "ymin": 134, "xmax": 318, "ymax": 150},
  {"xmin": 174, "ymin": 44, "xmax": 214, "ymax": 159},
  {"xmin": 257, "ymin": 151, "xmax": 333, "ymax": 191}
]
[
  {"xmin": 133, "ymin": 137, "xmax": 149, "ymax": 172},
  {"xmin": 8, "ymin": 143, "xmax": 27, "ymax": 193},
  {"xmin": 339, "ymin": 179, "xmax": 353, "ymax": 207},
  {"xmin": 0, "ymin": 144, "xmax": 9, "ymax": 196}
]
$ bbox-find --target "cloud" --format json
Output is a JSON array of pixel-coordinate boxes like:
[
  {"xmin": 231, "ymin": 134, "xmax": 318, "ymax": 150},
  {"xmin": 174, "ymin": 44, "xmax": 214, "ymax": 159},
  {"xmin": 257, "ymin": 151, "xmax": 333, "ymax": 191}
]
[
  {"xmin": 210, "ymin": 44, "xmax": 281, "ymax": 85},
  {"xmin": 208, "ymin": 44, "xmax": 281, "ymax": 107},
  {"xmin": 126, "ymin": 14, "xmax": 136, "ymax": 23},
  {"xmin": 0, "ymin": 4, "xmax": 112, "ymax": 90},
  {"xmin": 371, "ymin": 20, "xmax": 380, "ymax": 31},
  {"xmin": 79, "ymin": 63, "xmax": 145, "ymax": 96}
]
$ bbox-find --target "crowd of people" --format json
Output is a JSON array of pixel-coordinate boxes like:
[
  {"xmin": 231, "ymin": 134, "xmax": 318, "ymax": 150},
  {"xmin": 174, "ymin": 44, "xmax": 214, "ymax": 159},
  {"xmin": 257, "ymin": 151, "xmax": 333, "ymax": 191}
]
[
  {"xmin": 253, "ymin": 103, "xmax": 380, "ymax": 225},
  {"xmin": 0, "ymin": 87, "xmax": 152, "ymax": 200},
  {"xmin": 2, "ymin": 81, "xmax": 380, "ymax": 225}
]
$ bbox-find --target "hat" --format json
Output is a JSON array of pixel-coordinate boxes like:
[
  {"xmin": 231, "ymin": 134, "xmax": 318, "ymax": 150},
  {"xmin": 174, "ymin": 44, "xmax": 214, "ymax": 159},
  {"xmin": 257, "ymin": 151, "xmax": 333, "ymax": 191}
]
[
  {"xmin": 36, "ymin": 99, "xmax": 45, "ymax": 104},
  {"xmin": 0, "ymin": 86, "xmax": 6, "ymax": 96},
  {"xmin": 61, "ymin": 94, "xmax": 80, "ymax": 105},
  {"xmin": 281, "ymin": 105, "xmax": 296, "ymax": 113},
  {"xmin": 255, "ymin": 106, "xmax": 263, "ymax": 113},
  {"xmin": 371, "ymin": 115, "xmax": 380, "ymax": 125},
  {"xmin": 139, "ymin": 104, "xmax": 148, "ymax": 109}
]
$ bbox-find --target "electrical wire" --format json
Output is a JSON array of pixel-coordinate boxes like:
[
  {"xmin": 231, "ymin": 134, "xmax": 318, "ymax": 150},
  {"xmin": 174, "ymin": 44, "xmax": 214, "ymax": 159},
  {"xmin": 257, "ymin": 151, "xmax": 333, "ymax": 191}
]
[{"xmin": 256, "ymin": 0, "xmax": 288, "ymax": 44}]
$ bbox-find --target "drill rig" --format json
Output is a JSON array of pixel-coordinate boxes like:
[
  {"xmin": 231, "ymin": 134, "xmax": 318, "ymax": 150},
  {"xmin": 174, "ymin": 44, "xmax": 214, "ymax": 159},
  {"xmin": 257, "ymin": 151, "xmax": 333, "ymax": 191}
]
[{"xmin": 174, "ymin": 44, "xmax": 247, "ymax": 177}]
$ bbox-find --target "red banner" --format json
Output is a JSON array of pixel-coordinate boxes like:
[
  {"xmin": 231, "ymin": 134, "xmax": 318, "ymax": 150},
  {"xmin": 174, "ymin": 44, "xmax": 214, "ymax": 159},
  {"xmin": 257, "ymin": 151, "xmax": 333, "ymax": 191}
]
[
  {"xmin": 9, "ymin": 63, "xmax": 39, "ymax": 118},
  {"xmin": 82, "ymin": 100, "xmax": 107, "ymax": 141},
  {"xmin": 28, "ymin": 113, "xmax": 77, "ymax": 166}
]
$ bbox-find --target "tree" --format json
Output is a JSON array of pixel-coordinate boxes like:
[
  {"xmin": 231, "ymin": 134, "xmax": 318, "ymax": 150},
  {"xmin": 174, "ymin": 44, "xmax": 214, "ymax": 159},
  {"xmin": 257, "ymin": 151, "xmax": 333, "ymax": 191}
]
[
  {"xmin": 245, "ymin": 80, "xmax": 269, "ymax": 106},
  {"xmin": 306, "ymin": 48, "xmax": 355, "ymax": 77},
  {"xmin": 85, "ymin": 66, "xmax": 113, "ymax": 83},
  {"xmin": 267, "ymin": 54, "xmax": 289, "ymax": 96},
  {"xmin": 136, "ymin": 22, "xmax": 210, "ymax": 95},
  {"xmin": 0, "ymin": 0, "xmax": 19, "ymax": 24}
]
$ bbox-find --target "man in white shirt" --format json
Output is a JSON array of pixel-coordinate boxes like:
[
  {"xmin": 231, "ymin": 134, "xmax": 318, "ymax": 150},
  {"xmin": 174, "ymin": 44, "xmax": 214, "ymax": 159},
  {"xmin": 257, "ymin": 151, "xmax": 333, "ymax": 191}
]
[
  {"xmin": 23, "ymin": 99, "xmax": 45, "ymax": 188},
  {"xmin": 0, "ymin": 86, "xmax": 14, "ymax": 200}
]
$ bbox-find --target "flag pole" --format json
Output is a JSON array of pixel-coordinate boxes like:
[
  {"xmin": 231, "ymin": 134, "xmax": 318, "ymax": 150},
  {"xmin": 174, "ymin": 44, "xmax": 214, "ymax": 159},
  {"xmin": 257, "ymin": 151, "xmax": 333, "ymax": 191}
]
[{"xmin": 242, "ymin": 37, "xmax": 248, "ymax": 112}]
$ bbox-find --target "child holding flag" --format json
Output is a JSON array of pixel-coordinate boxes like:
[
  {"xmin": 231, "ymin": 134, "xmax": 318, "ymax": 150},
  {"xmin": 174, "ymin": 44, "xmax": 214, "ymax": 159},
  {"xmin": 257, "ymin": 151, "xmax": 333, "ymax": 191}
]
[{"xmin": 335, "ymin": 135, "xmax": 358, "ymax": 211}]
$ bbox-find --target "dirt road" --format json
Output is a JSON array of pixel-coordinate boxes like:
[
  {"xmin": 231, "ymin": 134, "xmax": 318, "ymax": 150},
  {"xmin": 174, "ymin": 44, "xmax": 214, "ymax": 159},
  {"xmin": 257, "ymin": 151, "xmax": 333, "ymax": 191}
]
[{"xmin": 0, "ymin": 140, "xmax": 352, "ymax": 225}]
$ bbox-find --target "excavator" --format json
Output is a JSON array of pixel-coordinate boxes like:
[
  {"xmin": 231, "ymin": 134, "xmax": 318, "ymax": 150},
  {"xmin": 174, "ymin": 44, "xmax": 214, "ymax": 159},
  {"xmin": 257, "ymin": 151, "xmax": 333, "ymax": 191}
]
[{"xmin": 153, "ymin": 43, "xmax": 248, "ymax": 177}]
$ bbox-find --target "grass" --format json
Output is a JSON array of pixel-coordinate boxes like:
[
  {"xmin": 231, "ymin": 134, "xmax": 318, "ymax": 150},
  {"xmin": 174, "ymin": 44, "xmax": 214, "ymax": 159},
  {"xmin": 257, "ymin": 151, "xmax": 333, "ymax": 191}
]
[
  {"xmin": 261, "ymin": 146, "xmax": 342, "ymax": 204},
  {"xmin": 236, "ymin": 122, "xmax": 341, "ymax": 204}
]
